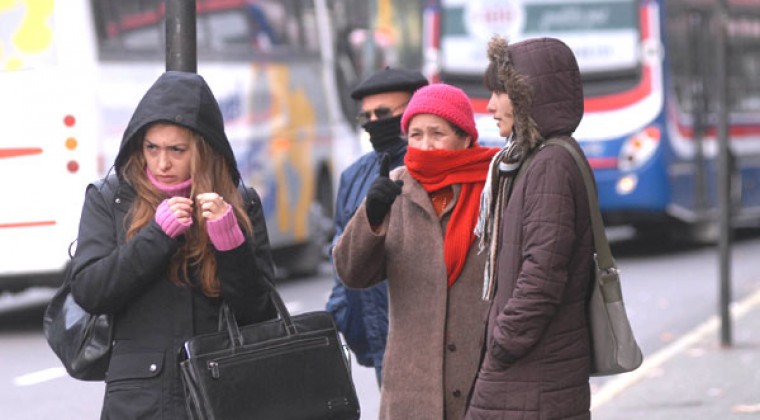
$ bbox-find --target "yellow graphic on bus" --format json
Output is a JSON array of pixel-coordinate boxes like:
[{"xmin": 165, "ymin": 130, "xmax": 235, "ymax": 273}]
[
  {"xmin": 0, "ymin": 0, "xmax": 19, "ymax": 11},
  {"xmin": 1, "ymin": 0, "xmax": 54, "ymax": 71},
  {"xmin": 269, "ymin": 65, "xmax": 316, "ymax": 241},
  {"xmin": 14, "ymin": 0, "xmax": 53, "ymax": 53},
  {"xmin": 375, "ymin": 0, "xmax": 397, "ymax": 42}
]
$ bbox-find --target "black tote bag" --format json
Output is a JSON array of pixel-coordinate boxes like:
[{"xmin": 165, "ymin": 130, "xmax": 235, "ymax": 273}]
[{"xmin": 179, "ymin": 287, "xmax": 360, "ymax": 420}]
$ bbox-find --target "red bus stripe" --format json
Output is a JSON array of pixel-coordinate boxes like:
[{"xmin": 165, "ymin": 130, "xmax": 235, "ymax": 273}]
[
  {"xmin": 584, "ymin": 65, "xmax": 653, "ymax": 113},
  {"xmin": 472, "ymin": 67, "xmax": 654, "ymax": 114},
  {"xmin": 472, "ymin": 98, "xmax": 489, "ymax": 114},
  {"xmin": 676, "ymin": 122, "xmax": 760, "ymax": 139},
  {"xmin": 200, "ymin": 0, "xmax": 245, "ymax": 12},
  {"xmin": 640, "ymin": 3, "xmax": 650, "ymax": 40},
  {"xmin": 588, "ymin": 157, "xmax": 618, "ymax": 170},
  {"xmin": 0, "ymin": 148, "xmax": 43, "ymax": 158},
  {"xmin": 0, "ymin": 221, "xmax": 56, "ymax": 228}
]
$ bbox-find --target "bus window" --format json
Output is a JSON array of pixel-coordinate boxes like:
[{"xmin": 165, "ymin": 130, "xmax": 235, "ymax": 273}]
[{"xmin": 437, "ymin": 0, "xmax": 642, "ymax": 99}]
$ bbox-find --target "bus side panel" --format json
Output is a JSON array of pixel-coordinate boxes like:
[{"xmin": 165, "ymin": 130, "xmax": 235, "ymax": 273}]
[{"xmin": 0, "ymin": 0, "xmax": 99, "ymax": 289}]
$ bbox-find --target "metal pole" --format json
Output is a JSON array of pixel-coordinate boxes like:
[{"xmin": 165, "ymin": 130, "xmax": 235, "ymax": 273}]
[
  {"xmin": 362, "ymin": 0, "xmax": 378, "ymax": 78},
  {"xmin": 715, "ymin": 0, "xmax": 732, "ymax": 347},
  {"xmin": 165, "ymin": 0, "xmax": 197, "ymax": 73}
]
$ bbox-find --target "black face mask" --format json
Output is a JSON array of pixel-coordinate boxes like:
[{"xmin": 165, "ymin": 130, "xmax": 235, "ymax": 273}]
[{"xmin": 362, "ymin": 115, "xmax": 404, "ymax": 152}]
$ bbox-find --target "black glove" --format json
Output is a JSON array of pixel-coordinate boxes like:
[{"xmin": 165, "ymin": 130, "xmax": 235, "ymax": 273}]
[{"xmin": 366, "ymin": 154, "xmax": 403, "ymax": 226}]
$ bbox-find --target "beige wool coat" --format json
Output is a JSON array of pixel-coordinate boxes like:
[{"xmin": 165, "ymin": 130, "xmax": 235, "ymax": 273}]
[{"xmin": 333, "ymin": 166, "xmax": 490, "ymax": 420}]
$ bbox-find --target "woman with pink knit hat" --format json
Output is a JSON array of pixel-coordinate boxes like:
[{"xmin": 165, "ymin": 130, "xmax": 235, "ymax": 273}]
[{"xmin": 334, "ymin": 83, "xmax": 500, "ymax": 419}]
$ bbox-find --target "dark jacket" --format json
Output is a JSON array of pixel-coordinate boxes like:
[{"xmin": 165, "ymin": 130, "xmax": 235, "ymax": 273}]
[
  {"xmin": 466, "ymin": 38, "xmax": 594, "ymax": 420},
  {"xmin": 326, "ymin": 140, "xmax": 405, "ymax": 370},
  {"xmin": 70, "ymin": 71, "xmax": 276, "ymax": 420}
]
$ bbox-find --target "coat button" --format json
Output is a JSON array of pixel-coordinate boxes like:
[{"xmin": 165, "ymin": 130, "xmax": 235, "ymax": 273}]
[
  {"xmin": 149, "ymin": 364, "xmax": 157, "ymax": 372},
  {"xmin": 453, "ymin": 389, "xmax": 461, "ymax": 398},
  {"xmin": 447, "ymin": 343, "xmax": 456, "ymax": 351}
]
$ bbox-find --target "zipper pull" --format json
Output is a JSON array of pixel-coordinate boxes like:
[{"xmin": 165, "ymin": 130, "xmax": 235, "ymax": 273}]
[{"xmin": 208, "ymin": 361, "xmax": 220, "ymax": 379}]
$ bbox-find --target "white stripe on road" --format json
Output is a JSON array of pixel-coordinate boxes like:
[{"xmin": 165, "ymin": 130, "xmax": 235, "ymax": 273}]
[
  {"xmin": 14, "ymin": 367, "xmax": 67, "ymax": 387},
  {"xmin": 285, "ymin": 300, "xmax": 302, "ymax": 313},
  {"xmin": 591, "ymin": 286, "xmax": 760, "ymax": 410}
]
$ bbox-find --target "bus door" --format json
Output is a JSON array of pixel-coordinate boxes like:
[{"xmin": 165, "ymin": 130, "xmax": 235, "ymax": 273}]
[
  {"xmin": 683, "ymin": 7, "xmax": 713, "ymax": 218},
  {"xmin": 726, "ymin": 3, "xmax": 760, "ymax": 226},
  {"xmin": 668, "ymin": 0, "xmax": 760, "ymax": 228}
]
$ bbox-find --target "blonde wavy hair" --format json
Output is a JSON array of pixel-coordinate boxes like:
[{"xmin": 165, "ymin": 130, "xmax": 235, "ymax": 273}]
[{"xmin": 120, "ymin": 124, "xmax": 252, "ymax": 297}]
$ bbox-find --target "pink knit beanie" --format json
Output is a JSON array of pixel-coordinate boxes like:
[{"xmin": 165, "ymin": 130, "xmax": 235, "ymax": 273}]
[{"xmin": 401, "ymin": 83, "xmax": 478, "ymax": 143}]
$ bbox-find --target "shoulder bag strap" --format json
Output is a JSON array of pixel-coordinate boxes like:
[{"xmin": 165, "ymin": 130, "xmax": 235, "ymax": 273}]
[{"xmin": 543, "ymin": 138, "xmax": 615, "ymax": 274}]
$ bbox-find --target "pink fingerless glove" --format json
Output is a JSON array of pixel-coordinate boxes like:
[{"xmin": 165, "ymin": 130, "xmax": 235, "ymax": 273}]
[
  {"xmin": 155, "ymin": 199, "xmax": 193, "ymax": 238},
  {"xmin": 207, "ymin": 206, "xmax": 245, "ymax": 251}
]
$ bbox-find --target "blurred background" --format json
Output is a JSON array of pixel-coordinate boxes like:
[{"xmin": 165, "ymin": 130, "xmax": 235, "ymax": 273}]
[{"xmin": 1, "ymin": 0, "xmax": 760, "ymax": 418}]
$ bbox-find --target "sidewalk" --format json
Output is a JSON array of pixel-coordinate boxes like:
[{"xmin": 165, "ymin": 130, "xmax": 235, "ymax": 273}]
[{"xmin": 590, "ymin": 288, "xmax": 760, "ymax": 419}]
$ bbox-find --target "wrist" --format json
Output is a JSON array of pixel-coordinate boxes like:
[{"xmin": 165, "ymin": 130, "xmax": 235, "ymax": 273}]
[{"xmin": 155, "ymin": 199, "xmax": 192, "ymax": 238}]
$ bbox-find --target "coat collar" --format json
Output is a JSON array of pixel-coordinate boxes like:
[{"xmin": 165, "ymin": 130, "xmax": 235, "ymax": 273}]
[{"xmin": 395, "ymin": 167, "xmax": 460, "ymax": 219}]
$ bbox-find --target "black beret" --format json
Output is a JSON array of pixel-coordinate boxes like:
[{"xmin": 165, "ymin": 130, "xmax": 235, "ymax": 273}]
[{"xmin": 350, "ymin": 67, "xmax": 428, "ymax": 100}]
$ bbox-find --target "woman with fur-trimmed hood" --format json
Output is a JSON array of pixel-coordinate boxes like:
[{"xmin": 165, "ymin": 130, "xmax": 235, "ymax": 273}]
[{"xmin": 465, "ymin": 37, "xmax": 594, "ymax": 419}]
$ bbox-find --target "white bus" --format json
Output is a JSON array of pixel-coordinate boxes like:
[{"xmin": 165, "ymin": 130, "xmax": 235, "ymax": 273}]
[
  {"xmin": 0, "ymin": 2, "xmax": 99, "ymax": 291},
  {"xmin": 0, "ymin": 0, "xmax": 369, "ymax": 291}
]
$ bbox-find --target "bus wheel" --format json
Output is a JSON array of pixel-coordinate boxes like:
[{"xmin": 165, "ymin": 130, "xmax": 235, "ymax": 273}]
[
  {"xmin": 634, "ymin": 220, "xmax": 717, "ymax": 247},
  {"xmin": 633, "ymin": 221, "xmax": 681, "ymax": 245}
]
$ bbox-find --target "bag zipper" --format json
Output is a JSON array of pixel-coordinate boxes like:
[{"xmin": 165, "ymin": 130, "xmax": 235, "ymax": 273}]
[{"xmin": 207, "ymin": 336, "xmax": 330, "ymax": 379}]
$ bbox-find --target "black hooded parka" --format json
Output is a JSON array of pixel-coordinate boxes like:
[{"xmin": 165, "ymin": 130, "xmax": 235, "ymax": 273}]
[{"xmin": 70, "ymin": 71, "xmax": 276, "ymax": 419}]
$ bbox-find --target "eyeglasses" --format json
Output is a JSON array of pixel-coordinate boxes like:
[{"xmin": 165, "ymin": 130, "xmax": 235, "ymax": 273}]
[{"xmin": 356, "ymin": 102, "xmax": 408, "ymax": 125}]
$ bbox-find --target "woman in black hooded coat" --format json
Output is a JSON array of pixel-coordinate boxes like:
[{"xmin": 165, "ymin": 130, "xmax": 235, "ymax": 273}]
[{"xmin": 69, "ymin": 71, "xmax": 276, "ymax": 419}]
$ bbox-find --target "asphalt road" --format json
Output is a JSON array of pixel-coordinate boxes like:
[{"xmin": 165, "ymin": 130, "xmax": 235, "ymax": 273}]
[{"xmin": 1, "ymin": 229, "xmax": 759, "ymax": 419}]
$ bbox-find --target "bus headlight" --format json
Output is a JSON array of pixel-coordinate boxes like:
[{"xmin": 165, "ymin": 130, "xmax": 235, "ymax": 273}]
[
  {"xmin": 618, "ymin": 126, "xmax": 661, "ymax": 172},
  {"xmin": 616, "ymin": 174, "xmax": 638, "ymax": 195}
]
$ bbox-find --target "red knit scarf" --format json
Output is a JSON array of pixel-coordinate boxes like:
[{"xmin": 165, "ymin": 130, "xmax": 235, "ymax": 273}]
[{"xmin": 405, "ymin": 146, "xmax": 500, "ymax": 287}]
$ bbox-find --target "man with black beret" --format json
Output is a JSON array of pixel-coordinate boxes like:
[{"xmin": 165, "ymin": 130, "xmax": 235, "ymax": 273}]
[{"xmin": 326, "ymin": 67, "xmax": 427, "ymax": 385}]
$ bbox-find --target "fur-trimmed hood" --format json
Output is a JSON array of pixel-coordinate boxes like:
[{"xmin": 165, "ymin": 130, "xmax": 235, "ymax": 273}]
[{"xmin": 487, "ymin": 37, "xmax": 584, "ymax": 154}]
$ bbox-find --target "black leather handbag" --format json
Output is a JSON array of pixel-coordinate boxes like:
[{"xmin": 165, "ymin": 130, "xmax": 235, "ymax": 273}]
[
  {"xmin": 42, "ymin": 257, "xmax": 113, "ymax": 381},
  {"xmin": 179, "ymin": 287, "xmax": 360, "ymax": 420},
  {"xmin": 43, "ymin": 178, "xmax": 118, "ymax": 381}
]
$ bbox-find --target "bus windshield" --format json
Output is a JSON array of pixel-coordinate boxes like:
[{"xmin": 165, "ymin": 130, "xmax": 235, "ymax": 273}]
[{"xmin": 438, "ymin": 0, "xmax": 641, "ymax": 96}]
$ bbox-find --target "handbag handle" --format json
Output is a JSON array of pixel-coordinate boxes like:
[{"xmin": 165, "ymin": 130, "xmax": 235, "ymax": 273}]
[
  {"xmin": 268, "ymin": 285, "xmax": 297, "ymax": 335},
  {"xmin": 219, "ymin": 283, "xmax": 298, "ymax": 348}
]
